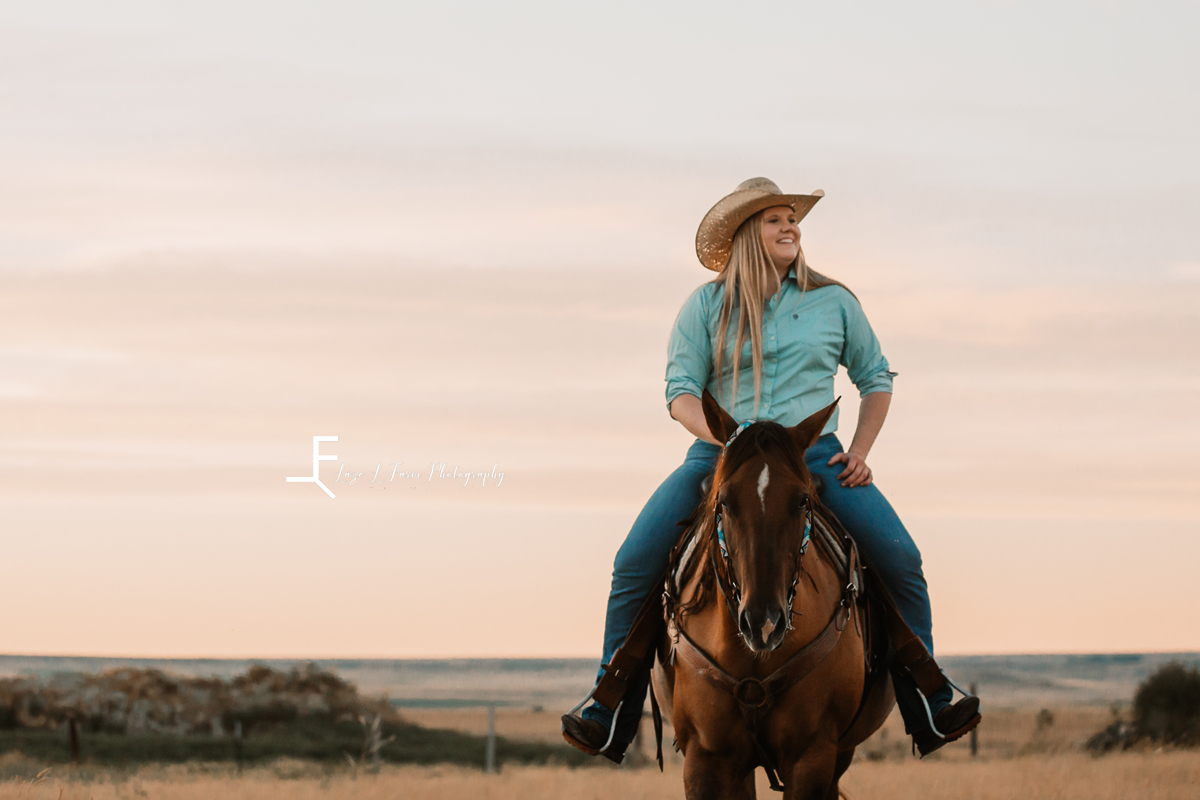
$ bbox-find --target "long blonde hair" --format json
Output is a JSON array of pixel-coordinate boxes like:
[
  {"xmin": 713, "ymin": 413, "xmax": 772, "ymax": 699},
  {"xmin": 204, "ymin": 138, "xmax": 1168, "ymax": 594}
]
[{"xmin": 711, "ymin": 209, "xmax": 847, "ymax": 415}]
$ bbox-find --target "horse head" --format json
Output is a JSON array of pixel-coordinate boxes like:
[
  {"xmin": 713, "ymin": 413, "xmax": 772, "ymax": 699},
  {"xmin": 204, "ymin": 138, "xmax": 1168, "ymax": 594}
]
[{"xmin": 699, "ymin": 388, "xmax": 839, "ymax": 653}]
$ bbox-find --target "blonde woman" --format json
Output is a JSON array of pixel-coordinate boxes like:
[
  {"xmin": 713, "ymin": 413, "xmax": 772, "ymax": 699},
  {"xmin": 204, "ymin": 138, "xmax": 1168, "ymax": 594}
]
[{"xmin": 562, "ymin": 178, "xmax": 979, "ymax": 761}]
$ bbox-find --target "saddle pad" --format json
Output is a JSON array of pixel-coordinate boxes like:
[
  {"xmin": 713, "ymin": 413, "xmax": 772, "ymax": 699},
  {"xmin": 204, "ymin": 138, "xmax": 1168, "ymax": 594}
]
[{"xmin": 812, "ymin": 513, "xmax": 864, "ymax": 597}]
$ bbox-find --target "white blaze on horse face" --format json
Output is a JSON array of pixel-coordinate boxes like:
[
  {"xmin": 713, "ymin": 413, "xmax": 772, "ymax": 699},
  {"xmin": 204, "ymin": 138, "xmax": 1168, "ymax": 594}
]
[{"xmin": 757, "ymin": 464, "xmax": 770, "ymax": 514}]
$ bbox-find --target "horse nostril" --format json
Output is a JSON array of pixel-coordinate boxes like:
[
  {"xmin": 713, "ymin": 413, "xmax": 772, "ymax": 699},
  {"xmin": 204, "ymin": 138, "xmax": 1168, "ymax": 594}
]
[{"xmin": 739, "ymin": 610, "xmax": 755, "ymax": 640}]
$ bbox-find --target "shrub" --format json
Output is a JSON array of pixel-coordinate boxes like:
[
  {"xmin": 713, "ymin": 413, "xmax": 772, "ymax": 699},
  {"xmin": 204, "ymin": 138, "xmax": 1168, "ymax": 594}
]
[{"xmin": 1133, "ymin": 661, "xmax": 1200, "ymax": 746}]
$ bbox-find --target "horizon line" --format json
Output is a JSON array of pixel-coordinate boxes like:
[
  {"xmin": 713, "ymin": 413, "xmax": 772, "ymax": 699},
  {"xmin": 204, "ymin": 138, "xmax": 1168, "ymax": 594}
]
[{"xmin": 2, "ymin": 650, "xmax": 1198, "ymax": 663}]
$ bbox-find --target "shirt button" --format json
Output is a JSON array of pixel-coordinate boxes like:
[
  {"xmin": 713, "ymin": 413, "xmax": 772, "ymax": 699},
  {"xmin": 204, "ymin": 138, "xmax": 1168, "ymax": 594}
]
[
  {"xmin": 770, "ymin": 336, "xmax": 775, "ymax": 341},
  {"xmin": 793, "ymin": 314, "xmax": 798, "ymax": 319}
]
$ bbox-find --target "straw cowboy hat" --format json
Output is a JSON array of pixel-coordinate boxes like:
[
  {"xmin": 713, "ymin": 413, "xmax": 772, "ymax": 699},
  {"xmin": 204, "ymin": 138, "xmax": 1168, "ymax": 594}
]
[{"xmin": 695, "ymin": 177, "xmax": 825, "ymax": 271}]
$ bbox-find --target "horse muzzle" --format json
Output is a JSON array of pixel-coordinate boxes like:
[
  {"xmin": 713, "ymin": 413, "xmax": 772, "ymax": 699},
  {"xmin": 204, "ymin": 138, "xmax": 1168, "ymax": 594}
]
[{"xmin": 738, "ymin": 605, "xmax": 786, "ymax": 652}]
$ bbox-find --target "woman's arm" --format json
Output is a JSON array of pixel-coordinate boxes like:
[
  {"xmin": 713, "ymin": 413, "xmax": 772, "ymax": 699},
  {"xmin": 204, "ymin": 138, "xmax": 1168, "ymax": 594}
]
[
  {"xmin": 669, "ymin": 393, "xmax": 721, "ymax": 445},
  {"xmin": 828, "ymin": 390, "xmax": 890, "ymax": 487},
  {"xmin": 673, "ymin": 385, "xmax": 890, "ymax": 482},
  {"xmin": 834, "ymin": 290, "xmax": 896, "ymax": 488},
  {"xmin": 665, "ymin": 286, "xmax": 716, "ymax": 433}
]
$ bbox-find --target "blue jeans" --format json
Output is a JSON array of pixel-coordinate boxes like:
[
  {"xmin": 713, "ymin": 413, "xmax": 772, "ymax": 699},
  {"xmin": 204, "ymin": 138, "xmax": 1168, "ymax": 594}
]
[{"xmin": 582, "ymin": 434, "xmax": 952, "ymax": 741}]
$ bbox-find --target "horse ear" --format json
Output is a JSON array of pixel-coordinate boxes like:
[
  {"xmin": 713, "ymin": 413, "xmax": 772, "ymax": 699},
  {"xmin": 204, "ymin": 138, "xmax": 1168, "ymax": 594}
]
[
  {"xmin": 701, "ymin": 389, "xmax": 737, "ymax": 445},
  {"xmin": 788, "ymin": 398, "xmax": 840, "ymax": 453}
]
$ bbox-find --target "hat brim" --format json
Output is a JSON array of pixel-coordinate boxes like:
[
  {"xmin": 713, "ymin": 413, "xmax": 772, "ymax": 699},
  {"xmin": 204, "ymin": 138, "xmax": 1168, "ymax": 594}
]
[{"xmin": 695, "ymin": 190, "xmax": 823, "ymax": 272}]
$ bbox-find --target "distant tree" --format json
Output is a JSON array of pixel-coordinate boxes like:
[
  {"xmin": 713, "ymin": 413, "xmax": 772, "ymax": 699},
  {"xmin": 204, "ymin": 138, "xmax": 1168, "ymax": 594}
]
[{"xmin": 1133, "ymin": 662, "xmax": 1200, "ymax": 746}]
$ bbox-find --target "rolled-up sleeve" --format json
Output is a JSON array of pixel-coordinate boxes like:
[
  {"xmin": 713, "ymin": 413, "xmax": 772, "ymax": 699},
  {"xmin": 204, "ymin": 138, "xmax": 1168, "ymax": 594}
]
[
  {"xmin": 665, "ymin": 285, "xmax": 714, "ymax": 412},
  {"xmin": 839, "ymin": 291, "xmax": 896, "ymax": 396}
]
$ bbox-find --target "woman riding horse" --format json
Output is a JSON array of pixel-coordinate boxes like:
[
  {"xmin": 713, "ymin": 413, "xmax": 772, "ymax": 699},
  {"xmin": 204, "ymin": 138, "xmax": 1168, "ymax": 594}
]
[{"xmin": 562, "ymin": 177, "xmax": 980, "ymax": 761}]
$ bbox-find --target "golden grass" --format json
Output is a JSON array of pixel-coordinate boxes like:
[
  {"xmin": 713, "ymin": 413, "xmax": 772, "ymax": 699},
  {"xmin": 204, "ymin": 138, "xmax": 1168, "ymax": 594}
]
[
  {"xmin": 840, "ymin": 752, "xmax": 1200, "ymax": 800},
  {"xmin": 0, "ymin": 753, "xmax": 1197, "ymax": 800},
  {"xmin": 1, "ymin": 706, "xmax": 1190, "ymax": 799},
  {"xmin": 852, "ymin": 704, "xmax": 1119, "ymax": 763}
]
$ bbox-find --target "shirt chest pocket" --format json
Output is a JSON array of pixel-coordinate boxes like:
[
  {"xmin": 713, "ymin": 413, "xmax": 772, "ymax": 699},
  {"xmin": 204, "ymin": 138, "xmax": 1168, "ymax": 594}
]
[{"xmin": 781, "ymin": 307, "xmax": 843, "ymax": 362}]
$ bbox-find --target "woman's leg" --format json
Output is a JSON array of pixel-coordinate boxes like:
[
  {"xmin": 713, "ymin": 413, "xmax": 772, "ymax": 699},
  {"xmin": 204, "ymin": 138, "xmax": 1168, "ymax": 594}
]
[
  {"xmin": 581, "ymin": 438, "xmax": 722, "ymax": 742},
  {"xmin": 804, "ymin": 434, "xmax": 954, "ymax": 733}
]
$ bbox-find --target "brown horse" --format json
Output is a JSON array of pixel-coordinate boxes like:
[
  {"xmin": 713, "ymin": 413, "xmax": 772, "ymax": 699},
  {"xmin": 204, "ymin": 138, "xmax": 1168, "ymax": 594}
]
[{"xmin": 651, "ymin": 390, "xmax": 895, "ymax": 800}]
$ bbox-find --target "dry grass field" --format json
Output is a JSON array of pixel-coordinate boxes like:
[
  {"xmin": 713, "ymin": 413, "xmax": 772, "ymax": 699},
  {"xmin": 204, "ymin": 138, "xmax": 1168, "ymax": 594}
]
[
  {"xmin": 0, "ymin": 753, "xmax": 1197, "ymax": 800},
  {"xmin": 1, "ymin": 707, "xmax": 1196, "ymax": 799}
]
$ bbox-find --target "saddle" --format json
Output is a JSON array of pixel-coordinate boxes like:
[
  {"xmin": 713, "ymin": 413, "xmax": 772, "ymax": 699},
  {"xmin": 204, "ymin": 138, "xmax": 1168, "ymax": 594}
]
[{"xmin": 583, "ymin": 497, "xmax": 960, "ymax": 783}]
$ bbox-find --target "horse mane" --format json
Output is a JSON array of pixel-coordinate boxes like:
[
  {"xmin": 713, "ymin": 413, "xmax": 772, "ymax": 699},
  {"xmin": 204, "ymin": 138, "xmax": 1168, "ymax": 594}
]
[{"xmin": 666, "ymin": 421, "xmax": 808, "ymax": 622}]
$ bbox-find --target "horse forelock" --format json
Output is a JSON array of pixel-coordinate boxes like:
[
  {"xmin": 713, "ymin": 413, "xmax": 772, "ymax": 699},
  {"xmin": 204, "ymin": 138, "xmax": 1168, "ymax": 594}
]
[{"xmin": 717, "ymin": 422, "xmax": 808, "ymax": 494}]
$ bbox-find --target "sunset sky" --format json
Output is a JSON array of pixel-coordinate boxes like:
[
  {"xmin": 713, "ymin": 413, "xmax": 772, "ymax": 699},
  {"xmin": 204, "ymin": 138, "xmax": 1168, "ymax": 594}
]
[{"xmin": 0, "ymin": 2, "xmax": 1197, "ymax": 658}]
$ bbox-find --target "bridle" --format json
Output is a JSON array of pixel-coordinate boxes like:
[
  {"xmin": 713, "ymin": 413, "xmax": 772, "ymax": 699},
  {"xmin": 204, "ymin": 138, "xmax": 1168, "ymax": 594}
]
[{"xmin": 710, "ymin": 420, "xmax": 814, "ymax": 638}]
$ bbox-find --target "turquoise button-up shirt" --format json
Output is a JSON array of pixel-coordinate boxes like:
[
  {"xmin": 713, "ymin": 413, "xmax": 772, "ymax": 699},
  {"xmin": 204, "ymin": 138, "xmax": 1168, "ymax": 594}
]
[{"xmin": 665, "ymin": 268, "xmax": 896, "ymax": 437}]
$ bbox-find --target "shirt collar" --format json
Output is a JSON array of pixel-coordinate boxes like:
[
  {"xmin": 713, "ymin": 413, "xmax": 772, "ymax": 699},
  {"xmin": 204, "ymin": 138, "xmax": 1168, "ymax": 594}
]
[{"xmin": 768, "ymin": 266, "xmax": 797, "ymax": 308}]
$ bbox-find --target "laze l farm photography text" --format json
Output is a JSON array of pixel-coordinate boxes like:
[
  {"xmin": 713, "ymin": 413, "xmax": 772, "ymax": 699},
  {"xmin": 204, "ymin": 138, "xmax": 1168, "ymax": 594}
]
[
  {"xmin": 285, "ymin": 435, "xmax": 505, "ymax": 498},
  {"xmin": 330, "ymin": 461, "xmax": 506, "ymax": 488}
]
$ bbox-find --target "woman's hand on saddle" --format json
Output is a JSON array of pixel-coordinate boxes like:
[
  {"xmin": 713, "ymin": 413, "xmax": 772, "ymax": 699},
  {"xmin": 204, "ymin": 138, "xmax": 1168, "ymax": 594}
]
[{"xmin": 827, "ymin": 451, "xmax": 873, "ymax": 487}]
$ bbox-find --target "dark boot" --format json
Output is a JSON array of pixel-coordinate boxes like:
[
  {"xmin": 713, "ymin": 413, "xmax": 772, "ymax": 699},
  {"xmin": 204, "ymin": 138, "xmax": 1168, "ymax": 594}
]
[
  {"xmin": 561, "ymin": 713, "xmax": 629, "ymax": 764},
  {"xmin": 912, "ymin": 695, "xmax": 982, "ymax": 757}
]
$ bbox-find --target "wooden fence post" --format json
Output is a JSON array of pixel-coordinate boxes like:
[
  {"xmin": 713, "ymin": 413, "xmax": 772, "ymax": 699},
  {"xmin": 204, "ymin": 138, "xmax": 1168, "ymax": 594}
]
[
  {"xmin": 234, "ymin": 720, "xmax": 244, "ymax": 774},
  {"xmin": 969, "ymin": 683, "xmax": 978, "ymax": 758},
  {"xmin": 485, "ymin": 705, "xmax": 496, "ymax": 774},
  {"xmin": 68, "ymin": 716, "xmax": 81, "ymax": 764}
]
